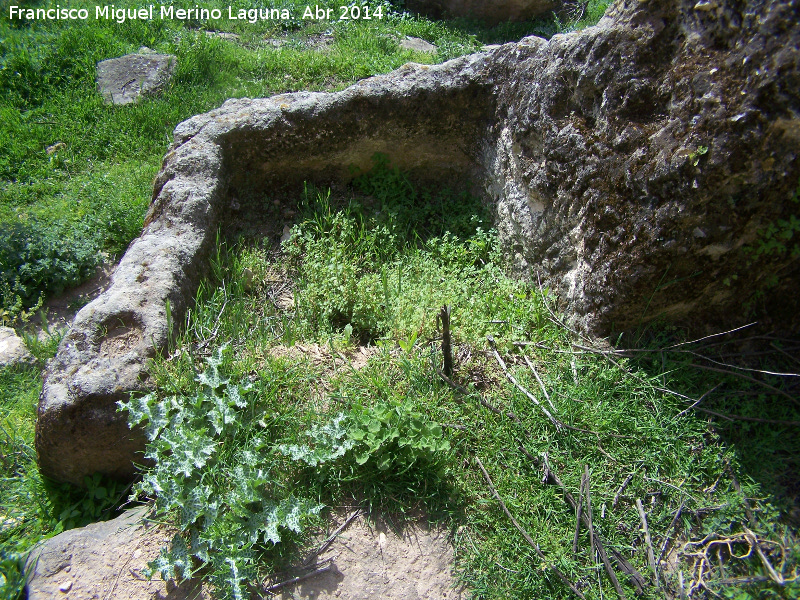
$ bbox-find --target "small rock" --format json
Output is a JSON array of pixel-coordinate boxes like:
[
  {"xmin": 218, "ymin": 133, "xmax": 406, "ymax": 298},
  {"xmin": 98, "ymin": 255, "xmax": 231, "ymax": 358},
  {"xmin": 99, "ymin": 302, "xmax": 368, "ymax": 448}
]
[
  {"xmin": 96, "ymin": 51, "xmax": 177, "ymax": 105},
  {"xmin": 399, "ymin": 36, "xmax": 437, "ymax": 54},
  {"xmin": 0, "ymin": 327, "xmax": 33, "ymax": 368},
  {"xmin": 58, "ymin": 580, "xmax": 72, "ymax": 593},
  {"xmin": 46, "ymin": 142, "xmax": 66, "ymax": 155},
  {"xmin": 204, "ymin": 31, "xmax": 240, "ymax": 42}
]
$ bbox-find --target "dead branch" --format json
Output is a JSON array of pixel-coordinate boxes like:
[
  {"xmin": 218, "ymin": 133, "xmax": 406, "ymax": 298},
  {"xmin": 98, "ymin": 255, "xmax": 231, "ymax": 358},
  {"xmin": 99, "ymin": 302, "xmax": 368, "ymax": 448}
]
[
  {"xmin": 771, "ymin": 342, "xmax": 800, "ymax": 367},
  {"xmin": 302, "ymin": 510, "xmax": 361, "ymax": 567},
  {"xmin": 573, "ymin": 470, "xmax": 585, "ymax": 555},
  {"xmin": 664, "ymin": 322, "xmax": 758, "ymax": 350},
  {"xmin": 474, "ymin": 456, "xmax": 587, "ymax": 600},
  {"xmin": 584, "ymin": 465, "xmax": 595, "ymax": 561},
  {"xmin": 724, "ymin": 462, "xmax": 757, "ymax": 530},
  {"xmin": 488, "ymin": 335, "xmax": 561, "ymax": 429},
  {"xmin": 437, "ymin": 368, "xmax": 527, "ymax": 427},
  {"xmin": 635, "ymin": 499, "xmax": 659, "ymax": 586},
  {"xmin": 262, "ymin": 561, "xmax": 333, "ymax": 594},
  {"xmin": 657, "ymin": 500, "xmax": 685, "ymax": 570},
  {"xmin": 440, "ymin": 305, "xmax": 453, "ymax": 378},
  {"xmin": 539, "ymin": 454, "xmax": 645, "ymax": 597},
  {"xmin": 685, "ymin": 351, "xmax": 800, "ymax": 378},
  {"xmin": 523, "ymin": 355, "xmax": 556, "ymax": 410},
  {"xmin": 613, "ymin": 473, "xmax": 634, "ymax": 509},
  {"xmin": 688, "ymin": 363, "xmax": 798, "ymax": 405},
  {"xmin": 695, "ymin": 408, "xmax": 800, "ymax": 427},
  {"xmin": 673, "ymin": 384, "xmax": 722, "ymax": 420}
]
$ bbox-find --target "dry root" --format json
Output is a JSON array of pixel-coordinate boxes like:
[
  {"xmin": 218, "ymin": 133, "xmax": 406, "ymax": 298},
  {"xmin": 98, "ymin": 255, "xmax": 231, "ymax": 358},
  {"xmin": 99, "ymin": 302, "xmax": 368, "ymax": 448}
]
[{"xmin": 679, "ymin": 528, "xmax": 798, "ymax": 597}]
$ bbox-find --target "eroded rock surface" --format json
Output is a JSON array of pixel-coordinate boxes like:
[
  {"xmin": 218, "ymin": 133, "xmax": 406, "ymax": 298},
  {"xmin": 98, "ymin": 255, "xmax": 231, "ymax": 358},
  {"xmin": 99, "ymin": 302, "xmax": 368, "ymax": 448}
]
[
  {"xmin": 96, "ymin": 50, "xmax": 177, "ymax": 105},
  {"xmin": 405, "ymin": 0, "xmax": 561, "ymax": 23},
  {"xmin": 25, "ymin": 507, "xmax": 210, "ymax": 600},
  {"xmin": 38, "ymin": 0, "xmax": 800, "ymax": 484}
]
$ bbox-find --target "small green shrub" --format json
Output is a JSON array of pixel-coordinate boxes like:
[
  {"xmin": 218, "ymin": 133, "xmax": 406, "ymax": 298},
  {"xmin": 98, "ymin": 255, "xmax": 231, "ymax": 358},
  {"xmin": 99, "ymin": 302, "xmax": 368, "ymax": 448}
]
[{"xmin": 0, "ymin": 219, "xmax": 100, "ymax": 316}]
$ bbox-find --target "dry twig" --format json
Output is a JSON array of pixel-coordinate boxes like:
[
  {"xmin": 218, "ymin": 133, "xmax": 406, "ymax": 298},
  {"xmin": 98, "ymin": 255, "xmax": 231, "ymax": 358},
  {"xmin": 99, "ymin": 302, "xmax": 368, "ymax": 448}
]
[
  {"xmin": 488, "ymin": 335, "xmax": 561, "ymax": 429},
  {"xmin": 657, "ymin": 499, "xmax": 685, "ymax": 570},
  {"xmin": 302, "ymin": 510, "xmax": 361, "ymax": 567},
  {"xmin": 262, "ymin": 561, "xmax": 333, "ymax": 595},
  {"xmin": 522, "ymin": 355, "xmax": 556, "ymax": 410},
  {"xmin": 539, "ymin": 454, "xmax": 645, "ymax": 597},
  {"xmin": 613, "ymin": 473, "xmax": 634, "ymax": 509},
  {"xmin": 635, "ymin": 499, "xmax": 659, "ymax": 586},
  {"xmin": 573, "ymin": 470, "xmax": 585, "ymax": 555}
]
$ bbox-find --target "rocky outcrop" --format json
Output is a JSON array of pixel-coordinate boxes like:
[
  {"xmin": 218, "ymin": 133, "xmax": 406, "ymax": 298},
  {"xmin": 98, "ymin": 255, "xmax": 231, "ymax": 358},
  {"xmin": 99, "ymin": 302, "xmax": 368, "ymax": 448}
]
[
  {"xmin": 25, "ymin": 506, "xmax": 210, "ymax": 599},
  {"xmin": 38, "ymin": 0, "xmax": 800, "ymax": 484},
  {"xmin": 405, "ymin": 0, "xmax": 561, "ymax": 23},
  {"xmin": 96, "ymin": 49, "xmax": 176, "ymax": 105}
]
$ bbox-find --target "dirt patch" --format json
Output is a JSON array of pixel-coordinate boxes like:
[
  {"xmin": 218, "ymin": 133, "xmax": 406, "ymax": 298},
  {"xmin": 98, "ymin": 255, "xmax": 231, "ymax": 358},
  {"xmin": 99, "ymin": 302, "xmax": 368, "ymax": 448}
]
[
  {"xmin": 268, "ymin": 510, "xmax": 465, "ymax": 600},
  {"xmin": 269, "ymin": 343, "xmax": 381, "ymax": 372}
]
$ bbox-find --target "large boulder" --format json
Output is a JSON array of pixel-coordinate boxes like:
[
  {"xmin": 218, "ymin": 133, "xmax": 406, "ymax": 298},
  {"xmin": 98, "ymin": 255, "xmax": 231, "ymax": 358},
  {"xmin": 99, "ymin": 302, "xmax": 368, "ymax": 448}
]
[
  {"xmin": 37, "ymin": 0, "xmax": 800, "ymax": 484},
  {"xmin": 96, "ymin": 49, "xmax": 177, "ymax": 105},
  {"xmin": 405, "ymin": 0, "xmax": 561, "ymax": 23}
]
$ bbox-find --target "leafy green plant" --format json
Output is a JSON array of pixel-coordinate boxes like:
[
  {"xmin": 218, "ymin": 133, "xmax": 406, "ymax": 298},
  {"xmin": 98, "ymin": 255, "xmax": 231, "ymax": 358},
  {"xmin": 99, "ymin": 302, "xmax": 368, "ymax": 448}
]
[
  {"xmin": 0, "ymin": 219, "xmax": 100, "ymax": 316},
  {"xmin": 55, "ymin": 472, "xmax": 126, "ymax": 531},
  {"xmin": 118, "ymin": 346, "xmax": 322, "ymax": 598},
  {"xmin": 280, "ymin": 401, "xmax": 450, "ymax": 475}
]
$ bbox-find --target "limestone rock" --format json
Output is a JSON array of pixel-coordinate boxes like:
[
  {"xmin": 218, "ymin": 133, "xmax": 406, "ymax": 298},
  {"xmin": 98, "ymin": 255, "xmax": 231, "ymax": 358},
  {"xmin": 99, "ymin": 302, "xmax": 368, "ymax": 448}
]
[
  {"xmin": 25, "ymin": 506, "xmax": 210, "ymax": 600},
  {"xmin": 399, "ymin": 36, "xmax": 438, "ymax": 54},
  {"xmin": 405, "ymin": 0, "xmax": 561, "ymax": 23},
  {"xmin": 96, "ymin": 51, "xmax": 176, "ymax": 105},
  {"xmin": 0, "ymin": 327, "xmax": 33, "ymax": 367},
  {"xmin": 38, "ymin": 0, "xmax": 800, "ymax": 484}
]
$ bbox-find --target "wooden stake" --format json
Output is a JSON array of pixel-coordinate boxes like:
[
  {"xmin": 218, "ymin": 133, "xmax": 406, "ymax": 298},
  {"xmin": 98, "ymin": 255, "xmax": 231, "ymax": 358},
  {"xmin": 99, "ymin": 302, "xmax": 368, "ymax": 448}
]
[{"xmin": 440, "ymin": 305, "xmax": 453, "ymax": 378}]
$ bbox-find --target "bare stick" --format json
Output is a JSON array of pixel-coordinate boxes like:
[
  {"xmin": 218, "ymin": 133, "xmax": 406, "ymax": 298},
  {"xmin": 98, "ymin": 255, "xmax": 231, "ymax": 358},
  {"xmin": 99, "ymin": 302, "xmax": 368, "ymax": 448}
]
[
  {"xmin": 523, "ymin": 355, "xmax": 556, "ymax": 410},
  {"xmin": 541, "ymin": 454, "xmax": 642, "ymax": 597},
  {"xmin": 689, "ymin": 363, "xmax": 798, "ymax": 405},
  {"xmin": 685, "ymin": 351, "xmax": 800, "ymax": 378},
  {"xmin": 572, "ymin": 470, "xmax": 586, "ymax": 555},
  {"xmin": 771, "ymin": 342, "xmax": 800, "ymax": 367},
  {"xmin": 664, "ymin": 322, "xmax": 758, "ymax": 349},
  {"xmin": 263, "ymin": 562, "xmax": 333, "ymax": 594},
  {"xmin": 695, "ymin": 408, "xmax": 800, "ymax": 426},
  {"xmin": 302, "ymin": 510, "xmax": 361, "ymax": 567},
  {"xmin": 440, "ymin": 305, "xmax": 453, "ymax": 378},
  {"xmin": 437, "ymin": 368, "xmax": 528, "ymax": 431},
  {"xmin": 657, "ymin": 500, "xmax": 685, "ymax": 569},
  {"xmin": 488, "ymin": 335, "xmax": 561, "ymax": 429},
  {"xmin": 474, "ymin": 456, "xmax": 587, "ymax": 600},
  {"xmin": 584, "ymin": 466, "xmax": 595, "ymax": 560},
  {"xmin": 673, "ymin": 384, "xmax": 722, "ymax": 420},
  {"xmin": 635, "ymin": 499, "xmax": 658, "ymax": 585},
  {"xmin": 612, "ymin": 473, "xmax": 634, "ymax": 509}
]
